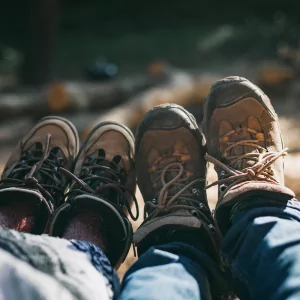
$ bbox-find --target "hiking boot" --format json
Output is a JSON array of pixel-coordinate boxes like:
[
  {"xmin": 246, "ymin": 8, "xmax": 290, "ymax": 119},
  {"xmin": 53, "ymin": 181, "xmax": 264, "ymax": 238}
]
[
  {"xmin": 0, "ymin": 116, "xmax": 79, "ymax": 233},
  {"xmin": 134, "ymin": 104, "xmax": 220, "ymax": 261},
  {"xmin": 48, "ymin": 122, "xmax": 137, "ymax": 269},
  {"xmin": 203, "ymin": 76, "xmax": 295, "ymax": 234}
]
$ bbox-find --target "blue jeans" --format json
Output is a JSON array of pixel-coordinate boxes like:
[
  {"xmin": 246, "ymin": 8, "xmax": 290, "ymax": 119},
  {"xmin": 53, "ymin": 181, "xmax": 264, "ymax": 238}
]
[{"xmin": 120, "ymin": 200, "xmax": 300, "ymax": 300}]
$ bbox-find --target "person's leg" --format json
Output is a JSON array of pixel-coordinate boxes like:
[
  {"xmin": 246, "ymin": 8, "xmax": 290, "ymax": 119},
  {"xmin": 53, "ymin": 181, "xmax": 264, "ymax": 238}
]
[
  {"xmin": 0, "ymin": 226, "xmax": 119, "ymax": 300},
  {"xmin": 203, "ymin": 76, "xmax": 297, "ymax": 300},
  {"xmin": 120, "ymin": 104, "xmax": 230, "ymax": 300},
  {"xmin": 49, "ymin": 121, "xmax": 138, "ymax": 269},
  {"xmin": 222, "ymin": 200, "xmax": 300, "ymax": 300},
  {"xmin": 0, "ymin": 118, "xmax": 138, "ymax": 299},
  {"xmin": 121, "ymin": 241, "xmax": 228, "ymax": 300},
  {"xmin": 48, "ymin": 121, "xmax": 141, "ymax": 297},
  {"xmin": 0, "ymin": 117, "xmax": 121, "ymax": 299}
]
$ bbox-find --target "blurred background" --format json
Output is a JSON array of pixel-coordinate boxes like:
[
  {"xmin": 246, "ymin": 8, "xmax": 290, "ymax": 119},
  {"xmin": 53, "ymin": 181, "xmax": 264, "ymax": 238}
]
[
  {"xmin": 2, "ymin": 0, "xmax": 300, "ymax": 82},
  {"xmin": 1, "ymin": 0, "xmax": 300, "ymax": 274}
]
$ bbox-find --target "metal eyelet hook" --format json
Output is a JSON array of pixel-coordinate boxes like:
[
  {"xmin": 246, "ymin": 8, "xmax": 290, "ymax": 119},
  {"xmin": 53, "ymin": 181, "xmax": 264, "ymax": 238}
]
[
  {"xmin": 220, "ymin": 171, "xmax": 226, "ymax": 179},
  {"xmin": 192, "ymin": 188, "xmax": 200, "ymax": 196},
  {"xmin": 208, "ymin": 224, "xmax": 216, "ymax": 235},
  {"xmin": 151, "ymin": 198, "xmax": 158, "ymax": 205}
]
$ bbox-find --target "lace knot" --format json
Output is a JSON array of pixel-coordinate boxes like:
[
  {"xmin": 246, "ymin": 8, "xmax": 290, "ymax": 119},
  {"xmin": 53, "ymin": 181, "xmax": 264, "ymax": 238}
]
[
  {"xmin": 205, "ymin": 148, "xmax": 288, "ymax": 195},
  {"xmin": 24, "ymin": 176, "xmax": 38, "ymax": 188},
  {"xmin": 246, "ymin": 168, "xmax": 256, "ymax": 180}
]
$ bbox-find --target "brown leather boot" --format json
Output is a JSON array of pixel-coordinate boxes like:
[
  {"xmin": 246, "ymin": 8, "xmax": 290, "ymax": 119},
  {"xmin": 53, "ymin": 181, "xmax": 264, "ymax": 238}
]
[
  {"xmin": 134, "ymin": 104, "xmax": 220, "ymax": 262},
  {"xmin": 0, "ymin": 116, "xmax": 79, "ymax": 233},
  {"xmin": 203, "ymin": 76, "xmax": 295, "ymax": 234},
  {"xmin": 48, "ymin": 122, "xmax": 137, "ymax": 269}
]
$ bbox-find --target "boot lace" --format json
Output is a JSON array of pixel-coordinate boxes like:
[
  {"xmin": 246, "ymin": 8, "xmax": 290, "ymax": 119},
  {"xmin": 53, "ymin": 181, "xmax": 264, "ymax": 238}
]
[
  {"xmin": 63, "ymin": 152, "xmax": 139, "ymax": 221},
  {"xmin": 1, "ymin": 134, "xmax": 68, "ymax": 209},
  {"xmin": 205, "ymin": 127, "xmax": 288, "ymax": 196},
  {"xmin": 144, "ymin": 153, "xmax": 210, "ymax": 222}
]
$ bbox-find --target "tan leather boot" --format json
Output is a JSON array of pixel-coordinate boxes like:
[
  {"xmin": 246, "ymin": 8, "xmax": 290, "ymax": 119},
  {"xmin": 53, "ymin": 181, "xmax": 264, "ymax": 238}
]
[
  {"xmin": 134, "ymin": 104, "xmax": 220, "ymax": 262},
  {"xmin": 49, "ymin": 121, "xmax": 137, "ymax": 269},
  {"xmin": 0, "ymin": 116, "xmax": 79, "ymax": 233},
  {"xmin": 203, "ymin": 76, "xmax": 295, "ymax": 234}
]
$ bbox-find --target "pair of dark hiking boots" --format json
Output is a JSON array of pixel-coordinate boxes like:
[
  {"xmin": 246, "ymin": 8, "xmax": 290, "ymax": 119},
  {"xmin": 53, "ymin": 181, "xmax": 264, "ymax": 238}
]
[{"xmin": 0, "ymin": 77, "xmax": 295, "ymax": 273}]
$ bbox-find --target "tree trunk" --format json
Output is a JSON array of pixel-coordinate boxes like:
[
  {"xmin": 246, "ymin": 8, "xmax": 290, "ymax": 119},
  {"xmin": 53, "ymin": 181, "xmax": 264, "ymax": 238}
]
[{"xmin": 21, "ymin": 0, "xmax": 60, "ymax": 85}]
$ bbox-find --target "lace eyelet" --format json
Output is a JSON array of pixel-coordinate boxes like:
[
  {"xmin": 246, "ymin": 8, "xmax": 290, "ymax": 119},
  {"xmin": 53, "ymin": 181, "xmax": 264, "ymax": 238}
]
[
  {"xmin": 199, "ymin": 203, "xmax": 205, "ymax": 209},
  {"xmin": 191, "ymin": 209, "xmax": 199, "ymax": 217},
  {"xmin": 220, "ymin": 171, "xmax": 226, "ymax": 178},
  {"xmin": 192, "ymin": 188, "xmax": 200, "ymax": 196},
  {"xmin": 55, "ymin": 157, "xmax": 64, "ymax": 166},
  {"xmin": 211, "ymin": 209, "xmax": 215, "ymax": 218},
  {"xmin": 87, "ymin": 156, "xmax": 95, "ymax": 163},
  {"xmin": 81, "ymin": 167, "xmax": 90, "ymax": 176},
  {"xmin": 208, "ymin": 224, "xmax": 216, "ymax": 235},
  {"xmin": 219, "ymin": 184, "xmax": 227, "ymax": 193},
  {"xmin": 151, "ymin": 198, "xmax": 157, "ymax": 204}
]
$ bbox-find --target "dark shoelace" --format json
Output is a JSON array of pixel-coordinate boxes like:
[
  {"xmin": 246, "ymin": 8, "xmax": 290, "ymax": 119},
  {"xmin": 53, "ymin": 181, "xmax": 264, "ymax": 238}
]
[
  {"xmin": 1, "ymin": 134, "xmax": 139, "ymax": 221},
  {"xmin": 63, "ymin": 154, "xmax": 139, "ymax": 221},
  {"xmin": 0, "ymin": 134, "xmax": 68, "ymax": 210}
]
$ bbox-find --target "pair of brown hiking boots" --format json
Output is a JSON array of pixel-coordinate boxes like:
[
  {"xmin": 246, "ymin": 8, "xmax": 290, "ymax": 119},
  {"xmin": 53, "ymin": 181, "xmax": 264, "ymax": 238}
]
[{"xmin": 0, "ymin": 77, "xmax": 295, "ymax": 269}]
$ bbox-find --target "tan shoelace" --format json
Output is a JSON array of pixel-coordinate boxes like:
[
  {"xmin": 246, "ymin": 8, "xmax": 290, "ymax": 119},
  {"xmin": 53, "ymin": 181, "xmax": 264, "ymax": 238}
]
[
  {"xmin": 144, "ymin": 154, "xmax": 208, "ymax": 222},
  {"xmin": 63, "ymin": 156, "xmax": 139, "ymax": 221},
  {"xmin": 205, "ymin": 128, "xmax": 288, "ymax": 196}
]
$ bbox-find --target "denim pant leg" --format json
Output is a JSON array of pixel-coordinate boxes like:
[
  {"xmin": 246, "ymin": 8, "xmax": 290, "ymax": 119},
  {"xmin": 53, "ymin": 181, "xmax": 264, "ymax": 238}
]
[
  {"xmin": 120, "ymin": 242, "xmax": 228, "ymax": 300},
  {"xmin": 222, "ymin": 199, "xmax": 300, "ymax": 300}
]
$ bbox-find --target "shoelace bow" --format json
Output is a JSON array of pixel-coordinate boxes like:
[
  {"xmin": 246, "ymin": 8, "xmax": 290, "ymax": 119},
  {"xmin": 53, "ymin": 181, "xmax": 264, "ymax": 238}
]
[
  {"xmin": 64, "ymin": 155, "xmax": 139, "ymax": 221},
  {"xmin": 205, "ymin": 127, "xmax": 288, "ymax": 196},
  {"xmin": 1, "ymin": 134, "xmax": 67, "ymax": 209},
  {"xmin": 144, "ymin": 153, "xmax": 208, "ymax": 222}
]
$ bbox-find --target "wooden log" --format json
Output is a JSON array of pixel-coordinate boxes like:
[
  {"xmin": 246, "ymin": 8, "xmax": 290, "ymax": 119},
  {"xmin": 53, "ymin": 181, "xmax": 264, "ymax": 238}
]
[
  {"xmin": 257, "ymin": 61, "xmax": 295, "ymax": 87},
  {"xmin": 0, "ymin": 72, "xmax": 169, "ymax": 119},
  {"xmin": 0, "ymin": 91, "xmax": 46, "ymax": 119},
  {"xmin": 60, "ymin": 112, "xmax": 108, "ymax": 135},
  {"xmin": 47, "ymin": 73, "xmax": 168, "ymax": 112},
  {"xmin": 83, "ymin": 71, "xmax": 220, "ymax": 137},
  {"xmin": 0, "ymin": 112, "xmax": 106, "ymax": 146},
  {"xmin": 0, "ymin": 117, "xmax": 34, "ymax": 145}
]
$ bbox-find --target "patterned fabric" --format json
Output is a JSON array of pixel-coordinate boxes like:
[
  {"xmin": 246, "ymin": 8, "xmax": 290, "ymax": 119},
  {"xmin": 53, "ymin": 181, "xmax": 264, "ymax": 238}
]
[
  {"xmin": 70, "ymin": 240, "xmax": 120, "ymax": 298},
  {"xmin": 0, "ymin": 227, "xmax": 120, "ymax": 300}
]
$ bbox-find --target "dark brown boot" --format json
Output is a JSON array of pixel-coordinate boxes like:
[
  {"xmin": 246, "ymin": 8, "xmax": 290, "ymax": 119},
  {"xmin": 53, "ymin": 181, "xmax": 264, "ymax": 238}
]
[
  {"xmin": 203, "ymin": 76, "xmax": 295, "ymax": 234},
  {"xmin": 134, "ymin": 104, "xmax": 220, "ymax": 262},
  {"xmin": 0, "ymin": 116, "xmax": 79, "ymax": 233},
  {"xmin": 48, "ymin": 122, "xmax": 137, "ymax": 269}
]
